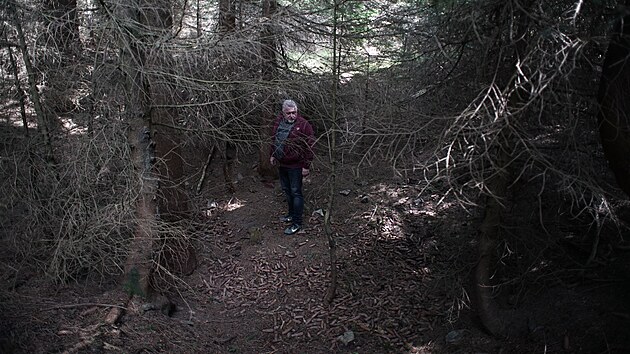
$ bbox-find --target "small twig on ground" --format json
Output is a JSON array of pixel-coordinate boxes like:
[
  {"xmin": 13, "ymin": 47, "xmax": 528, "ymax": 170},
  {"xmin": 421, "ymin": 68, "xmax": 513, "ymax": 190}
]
[
  {"xmin": 41, "ymin": 303, "xmax": 127, "ymax": 311},
  {"xmin": 62, "ymin": 338, "xmax": 94, "ymax": 354}
]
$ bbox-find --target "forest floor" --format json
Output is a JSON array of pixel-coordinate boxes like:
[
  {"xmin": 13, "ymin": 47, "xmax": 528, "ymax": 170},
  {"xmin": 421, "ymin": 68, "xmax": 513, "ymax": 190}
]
[{"xmin": 2, "ymin": 149, "xmax": 630, "ymax": 353}]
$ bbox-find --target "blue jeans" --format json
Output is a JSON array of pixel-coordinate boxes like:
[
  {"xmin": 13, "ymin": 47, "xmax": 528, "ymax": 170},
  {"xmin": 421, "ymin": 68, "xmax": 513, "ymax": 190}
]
[{"xmin": 278, "ymin": 167, "xmax": 304, "ymax": 226}]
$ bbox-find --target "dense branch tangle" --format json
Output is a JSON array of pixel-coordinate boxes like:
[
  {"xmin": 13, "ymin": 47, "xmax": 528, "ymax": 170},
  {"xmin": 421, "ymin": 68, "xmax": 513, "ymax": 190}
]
[
  {"xmin": 430, "ymin": 0, "xmax": 609, "ymax": 216},
  {"xmin": 0, "ymin": 0, "xmax": 618, "ymax": 293}
]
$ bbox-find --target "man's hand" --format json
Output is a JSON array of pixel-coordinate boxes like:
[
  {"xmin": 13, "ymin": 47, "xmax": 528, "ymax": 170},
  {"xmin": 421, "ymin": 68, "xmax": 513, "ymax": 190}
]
[
  {"xmin": 270, "ymin": 156, "xmax": 277, "ymax": 166},
  {"xmin": 302, "ymin": 168, "xmax": 310, "ymax": 177}
]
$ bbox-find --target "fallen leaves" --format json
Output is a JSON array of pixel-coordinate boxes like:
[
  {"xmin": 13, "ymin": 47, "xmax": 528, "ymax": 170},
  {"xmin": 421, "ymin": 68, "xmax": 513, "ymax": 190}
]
[{"xmin": 195, "ymin": 218, "xmax": 446, "ymax": 351}]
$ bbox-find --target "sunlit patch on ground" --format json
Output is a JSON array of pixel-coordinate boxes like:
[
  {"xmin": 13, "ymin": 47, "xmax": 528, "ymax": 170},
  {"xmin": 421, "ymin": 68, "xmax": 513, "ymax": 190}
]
[
  {"xmin": 224, "ymin": 197, "xmax": 244, "ymax": 211},
  {"xmin": 3, "ymin": 100, "xmax": 37, "ymax": 129}
]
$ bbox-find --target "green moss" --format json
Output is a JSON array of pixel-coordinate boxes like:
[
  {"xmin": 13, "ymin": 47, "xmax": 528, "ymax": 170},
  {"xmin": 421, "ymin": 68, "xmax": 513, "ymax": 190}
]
[{"xmin": 123, "ymin": 267, "xmax": 146, "ymax": 297}]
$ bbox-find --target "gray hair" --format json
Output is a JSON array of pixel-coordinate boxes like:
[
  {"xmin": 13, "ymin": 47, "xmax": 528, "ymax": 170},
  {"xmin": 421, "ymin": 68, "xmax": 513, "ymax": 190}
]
[{"xmin": 282, "ymin": 99, "xmax": 298, "ymax": 111}]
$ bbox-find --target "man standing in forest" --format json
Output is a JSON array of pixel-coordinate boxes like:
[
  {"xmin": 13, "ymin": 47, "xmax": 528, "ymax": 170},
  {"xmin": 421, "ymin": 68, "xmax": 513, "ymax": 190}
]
[{"xmin": 270, "ymin": 99, "xmax": 315, "ymax": 235}]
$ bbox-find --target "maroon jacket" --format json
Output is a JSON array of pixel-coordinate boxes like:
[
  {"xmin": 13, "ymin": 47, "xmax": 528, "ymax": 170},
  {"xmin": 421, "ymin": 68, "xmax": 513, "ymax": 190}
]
[{"xmin": 270, "ymin": 114, "xmax": 315, "ymax": 169}]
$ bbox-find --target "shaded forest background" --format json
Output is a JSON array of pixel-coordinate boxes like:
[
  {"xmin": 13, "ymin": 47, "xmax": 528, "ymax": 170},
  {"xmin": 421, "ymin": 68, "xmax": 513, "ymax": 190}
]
[{"xmin": 2, "ymin": 0, "xmax": 630, "ymax": 352}]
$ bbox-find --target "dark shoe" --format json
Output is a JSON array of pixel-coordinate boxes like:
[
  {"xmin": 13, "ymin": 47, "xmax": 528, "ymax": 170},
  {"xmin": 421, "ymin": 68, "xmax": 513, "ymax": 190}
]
[
  {"xmin": 280, "ymin": 215, "xmax": 293, "ymax": 223},
  {"xmin": 284, "ymin": 224, "xmax": 301, "ymax": 235}
]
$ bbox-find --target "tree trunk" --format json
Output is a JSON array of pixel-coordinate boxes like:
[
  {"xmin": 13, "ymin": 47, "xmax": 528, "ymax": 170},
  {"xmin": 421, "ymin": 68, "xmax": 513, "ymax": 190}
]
[
  {"xmin": 261, "ymin": 0, "xmax": 278, "ymax": 80},
  {"xmin": 152, "ymin": 95, "xmax": 189, "ymax": 220},
  {"xmin": 324, "ymin": 0, "xmax": 340, "ymax": 305},
  {"xmin": 7, "ymin": 2, "xmax": 54, "ymax": 163},
  {"xmin": 258, "ymin": 0, "xmax": 279, "ymax": 182},
  {"xmin": 474, "ymin": 138, "xmax": 511, "ymax": 336},
  {"xmin": 125, "ymin": 120, "xmax": 156, "ymax": 299},
  {"xmin": 196, "ymin": 0, "xmax": 202, "ymax": 38},
  {"xmin": 5, "ymin": 33, "xmax": 28, "ymax": 136},
  {"xmin": 116, "ymin": 0, "xmax": 191, "ymax": 301},
  {"xmin": 217, "ymin": 0, "xmax": 239, "ymax": 192},
  {"xmin": 597, "ymin": 2, "xmax": 630, "ymax": 197},
  {"xmin": 219, "ymin": 0, "xmax": 236, "ymax": 32},
  {"xmin": 472, "ymin": 0, "xmax": 534, "ymax": 336},
  {"xmin": 223, "ymin": 141, "xmax": 237, "ymax": 193}
]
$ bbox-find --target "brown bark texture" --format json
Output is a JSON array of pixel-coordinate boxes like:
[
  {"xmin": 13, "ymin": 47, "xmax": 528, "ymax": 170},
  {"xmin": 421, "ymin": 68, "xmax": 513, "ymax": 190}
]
[
  {"xmin": 257, "ymin": 0, "xmax": 279, "ymax": 181},
  {"xmin": 126, "ymin": 123, "xmax": 157, "ymax": 298},
  {"xmin": 472, "ymin": 1, "xmax": 534, "ymax": 337},
  {"xmin": 122, "ymin": 0, "xmax": 193, "ymax": 299}
]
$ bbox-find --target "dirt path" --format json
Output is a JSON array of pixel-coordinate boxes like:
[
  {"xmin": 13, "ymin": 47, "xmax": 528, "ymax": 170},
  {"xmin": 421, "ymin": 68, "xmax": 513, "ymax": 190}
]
[
  {"xmin": 190, "ymin": 175, "xmax": 335, "ymax": 352},
  {"xmin": 7, "ymin": 155, "xmax": 620, "ymax": 353},
  {"xmin": 0, "ymin": 158, "xmax": 497, "ymax": 353},
  {"xmin": 153, "ymin": 162, "xmax": 479, "ymax": 353}
]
